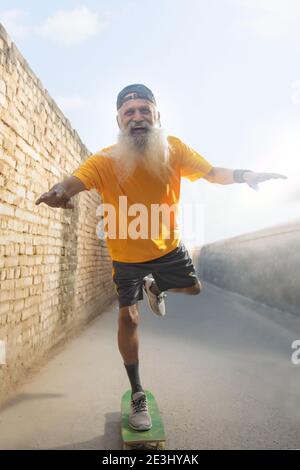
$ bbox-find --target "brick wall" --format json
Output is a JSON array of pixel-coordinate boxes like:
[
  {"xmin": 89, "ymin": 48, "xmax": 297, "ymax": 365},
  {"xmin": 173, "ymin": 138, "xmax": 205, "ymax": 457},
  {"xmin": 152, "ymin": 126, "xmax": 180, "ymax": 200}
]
[{"xmin": 0, "ymin": 24, "xmax": 116, "ymax": 403}]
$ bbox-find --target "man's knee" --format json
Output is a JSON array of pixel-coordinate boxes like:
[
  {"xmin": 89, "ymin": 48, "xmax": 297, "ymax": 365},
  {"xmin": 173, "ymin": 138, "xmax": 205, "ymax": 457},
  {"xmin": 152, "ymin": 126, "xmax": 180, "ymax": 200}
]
[
  {"xmin": 119, "ymin": 304, "xmax": 139, "ymax": 327},
  {"xmin": 190, "ymin": 280, "xmax": 202, "ymax": 295}
]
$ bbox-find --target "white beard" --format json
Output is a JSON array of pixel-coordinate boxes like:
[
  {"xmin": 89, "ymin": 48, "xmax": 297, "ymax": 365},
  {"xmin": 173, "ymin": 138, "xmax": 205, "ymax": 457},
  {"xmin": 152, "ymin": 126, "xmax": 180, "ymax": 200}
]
[{"xmin": 111, "ymin": 125, "xmax": 173, "ymax": 184}]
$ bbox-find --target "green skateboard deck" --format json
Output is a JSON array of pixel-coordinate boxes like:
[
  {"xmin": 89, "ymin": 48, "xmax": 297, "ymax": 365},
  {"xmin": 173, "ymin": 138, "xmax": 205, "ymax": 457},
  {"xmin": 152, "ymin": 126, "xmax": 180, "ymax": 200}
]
[{"xmin": 121, "ymin": 390, "xmax": 166, "ymax": 450}]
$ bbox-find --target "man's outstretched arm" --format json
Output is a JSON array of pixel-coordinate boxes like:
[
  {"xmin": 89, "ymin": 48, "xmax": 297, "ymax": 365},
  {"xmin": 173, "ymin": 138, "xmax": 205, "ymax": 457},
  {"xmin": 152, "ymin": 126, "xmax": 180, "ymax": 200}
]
[
  {"xmin": 35, "ymin": 176, "xmax": 86, "ymax": 209},
  {"xmin": 204, "ymin": 167, "xmax": 287, "ymax": 191}
]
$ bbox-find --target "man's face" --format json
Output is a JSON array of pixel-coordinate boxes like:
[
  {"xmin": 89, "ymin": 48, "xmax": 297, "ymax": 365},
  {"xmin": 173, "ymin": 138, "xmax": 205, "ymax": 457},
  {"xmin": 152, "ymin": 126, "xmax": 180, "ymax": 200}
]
[
  {"xmin": 117, "ymin": 98, "xmax": 160, "ymax": 135},
  {"xmin": 113, "ymin": 96, "xmax": 170, "ymax": 182}
]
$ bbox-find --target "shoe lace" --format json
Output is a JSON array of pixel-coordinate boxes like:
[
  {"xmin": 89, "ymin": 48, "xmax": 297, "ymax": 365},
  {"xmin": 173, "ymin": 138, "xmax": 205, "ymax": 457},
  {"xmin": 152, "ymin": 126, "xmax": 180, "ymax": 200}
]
[
  {"xmin": 157, "ymin": 292, "xmax": 167, "ymax": 303},
  {"xmin": 144, "ymin": 278, "xmax": 167, "ymax": 303},
  {"xmin": 132, "ymin": 395, "xmax": 148, "ymax": 413}
]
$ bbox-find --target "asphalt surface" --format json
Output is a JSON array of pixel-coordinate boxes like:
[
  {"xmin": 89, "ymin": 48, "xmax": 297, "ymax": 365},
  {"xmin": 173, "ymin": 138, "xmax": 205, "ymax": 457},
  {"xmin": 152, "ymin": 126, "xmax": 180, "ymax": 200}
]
[{"xmin": 0, "ymin": 282, "xmax": 300, "ymax": 450}]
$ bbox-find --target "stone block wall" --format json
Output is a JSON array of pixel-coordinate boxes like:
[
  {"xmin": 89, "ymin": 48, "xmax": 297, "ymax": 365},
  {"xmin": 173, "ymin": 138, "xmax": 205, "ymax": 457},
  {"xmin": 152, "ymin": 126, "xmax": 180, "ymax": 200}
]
[{"xmin": 0, "ymin": 24, "xmax": 116, "ymax": 403}]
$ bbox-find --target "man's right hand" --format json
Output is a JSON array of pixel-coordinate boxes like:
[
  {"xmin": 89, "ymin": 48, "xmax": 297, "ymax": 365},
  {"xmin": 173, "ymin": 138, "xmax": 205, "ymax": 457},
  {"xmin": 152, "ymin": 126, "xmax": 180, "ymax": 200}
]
[{"xmin": 35, "ymin": 184, "xmax": 74, "ymax": 209}]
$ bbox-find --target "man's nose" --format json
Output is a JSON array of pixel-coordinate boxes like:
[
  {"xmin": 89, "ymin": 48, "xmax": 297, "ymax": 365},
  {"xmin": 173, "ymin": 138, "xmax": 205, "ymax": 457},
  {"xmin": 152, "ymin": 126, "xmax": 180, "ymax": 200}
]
[{"xmin": 132, "ymin": 110, "xmax": 143, "ymax": 121}]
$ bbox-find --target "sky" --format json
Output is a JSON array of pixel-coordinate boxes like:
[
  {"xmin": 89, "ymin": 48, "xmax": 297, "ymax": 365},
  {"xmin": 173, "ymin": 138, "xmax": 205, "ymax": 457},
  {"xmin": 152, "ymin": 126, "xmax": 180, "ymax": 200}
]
[{"xmin": 0, "ymin": 0, "xmax": 299, "ymax": 246}]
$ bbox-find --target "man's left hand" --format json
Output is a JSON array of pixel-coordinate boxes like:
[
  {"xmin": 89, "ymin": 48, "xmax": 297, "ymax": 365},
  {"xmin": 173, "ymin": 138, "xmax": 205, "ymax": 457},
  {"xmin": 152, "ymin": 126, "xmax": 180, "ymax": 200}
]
[{"xmin": 243, "ymin": 171, "xmax": 287, "ymax": 191}]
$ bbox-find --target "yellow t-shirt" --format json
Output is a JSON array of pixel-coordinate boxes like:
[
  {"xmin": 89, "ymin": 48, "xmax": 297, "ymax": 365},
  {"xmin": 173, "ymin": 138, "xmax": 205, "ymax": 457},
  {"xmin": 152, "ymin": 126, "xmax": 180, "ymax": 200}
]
[{"xmin": 72, "ymin": 136, "xmax": 212, "ymax": 262}]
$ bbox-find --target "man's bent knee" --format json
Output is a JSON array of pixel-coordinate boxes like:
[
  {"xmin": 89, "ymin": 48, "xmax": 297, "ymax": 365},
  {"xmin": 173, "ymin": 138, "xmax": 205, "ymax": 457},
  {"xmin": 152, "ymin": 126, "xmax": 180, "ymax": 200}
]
[{"xmin": 190, "ymin": 280, "xmax": 202, "ymax": 295}]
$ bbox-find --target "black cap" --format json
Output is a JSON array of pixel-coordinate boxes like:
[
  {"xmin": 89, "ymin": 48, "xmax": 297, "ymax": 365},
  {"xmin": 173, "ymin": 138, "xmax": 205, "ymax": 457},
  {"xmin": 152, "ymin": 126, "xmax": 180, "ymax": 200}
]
[{"xmin": 117, "ymin": 84, "xmax": 156, "ymax": 110}]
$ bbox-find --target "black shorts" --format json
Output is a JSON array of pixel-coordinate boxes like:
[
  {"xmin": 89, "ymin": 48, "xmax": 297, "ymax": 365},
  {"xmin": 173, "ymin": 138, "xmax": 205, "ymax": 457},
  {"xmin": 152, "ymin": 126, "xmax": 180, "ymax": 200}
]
[{"xmin": 112, "ymin": 241, "xmax": 199, "ymax": 308}]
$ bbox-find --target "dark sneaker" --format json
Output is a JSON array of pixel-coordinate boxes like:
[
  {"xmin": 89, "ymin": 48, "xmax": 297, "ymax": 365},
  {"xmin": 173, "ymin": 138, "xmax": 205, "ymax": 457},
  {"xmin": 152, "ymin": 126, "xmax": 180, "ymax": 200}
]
[
  {"xmin": 129, "ymin": 391, "xmax": 152, "ymax": 431},
  {"xmin": 143, "ymin": 277, "xmax": 167, "ymax": 316}
]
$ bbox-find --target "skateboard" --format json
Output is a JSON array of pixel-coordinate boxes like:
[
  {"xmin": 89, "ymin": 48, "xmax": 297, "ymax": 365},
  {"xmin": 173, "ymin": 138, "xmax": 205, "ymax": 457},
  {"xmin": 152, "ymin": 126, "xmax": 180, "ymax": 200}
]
[{"xmin": 121, "ymin": 390, "xmax": 166, "ymax": 450}]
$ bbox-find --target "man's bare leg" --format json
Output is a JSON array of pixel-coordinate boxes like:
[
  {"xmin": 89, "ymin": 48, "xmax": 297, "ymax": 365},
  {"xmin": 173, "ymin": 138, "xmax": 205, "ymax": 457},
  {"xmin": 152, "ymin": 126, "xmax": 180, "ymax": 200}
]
[
  {"xmin": 168, "ymin": 280, "xmax": 202, "ymax": 295},
  {"xmin": 118, "ymin": 303, "xmax": 144, "ymax": 393},
  {"xmin": 118, "ymin": 302, "xmax": 152, "ymax": 430},
  {"xmin": 118, "ymin": 303, "xmax": 140, "ymax": 365},
  {"xmin": 150, "ymin": 280, "xmax": 202, "ymax": 296}
]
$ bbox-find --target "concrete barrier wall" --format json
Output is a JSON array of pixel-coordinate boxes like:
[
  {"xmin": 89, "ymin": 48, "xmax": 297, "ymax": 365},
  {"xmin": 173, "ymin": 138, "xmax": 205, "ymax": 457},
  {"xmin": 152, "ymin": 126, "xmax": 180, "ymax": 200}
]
[
  {"xmin": 192, "ymin": 220, "xmax": 300, "ymax": 316},
  {"xmin": 0, "ymin": 24, "xmax": 116, "ymax": 403}
]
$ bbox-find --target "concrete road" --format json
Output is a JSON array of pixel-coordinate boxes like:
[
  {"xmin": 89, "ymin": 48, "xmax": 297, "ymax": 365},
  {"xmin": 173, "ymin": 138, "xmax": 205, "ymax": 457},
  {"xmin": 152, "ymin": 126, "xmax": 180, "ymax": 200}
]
[{"xmin": 0, "ymin": 282, "xmax": 300, "ymax": 450}]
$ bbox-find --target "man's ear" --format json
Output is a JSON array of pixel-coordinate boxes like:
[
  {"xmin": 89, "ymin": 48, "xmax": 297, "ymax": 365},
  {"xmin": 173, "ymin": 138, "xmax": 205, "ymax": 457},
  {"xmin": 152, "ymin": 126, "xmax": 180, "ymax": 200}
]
[{"xmin": 116, "ymin": 114, "xmax": 121, "ymax": 129}]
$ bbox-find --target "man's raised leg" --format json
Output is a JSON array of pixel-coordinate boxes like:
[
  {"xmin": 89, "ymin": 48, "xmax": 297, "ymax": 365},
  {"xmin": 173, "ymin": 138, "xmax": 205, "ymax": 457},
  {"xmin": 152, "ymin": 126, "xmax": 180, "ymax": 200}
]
[
  {"xmin": 150, "ymin": 279, "xmax": 202, "ymax": 295},
  {"xmin": 168, "ymin": 280, "xmax": 202, "ymax": 295}
]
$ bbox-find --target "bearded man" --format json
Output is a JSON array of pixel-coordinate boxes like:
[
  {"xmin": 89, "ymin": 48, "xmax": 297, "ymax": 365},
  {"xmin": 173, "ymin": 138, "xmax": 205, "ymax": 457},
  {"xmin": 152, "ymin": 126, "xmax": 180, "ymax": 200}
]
[{"xmin": 35, "ymin": 84, "xmax": 286, "ymax": 432}]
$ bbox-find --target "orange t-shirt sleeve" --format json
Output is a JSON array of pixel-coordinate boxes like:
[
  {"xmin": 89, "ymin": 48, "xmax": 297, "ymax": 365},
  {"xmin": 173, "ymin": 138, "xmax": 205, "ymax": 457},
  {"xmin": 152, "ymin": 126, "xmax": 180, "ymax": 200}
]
[
  {"xmin": 180, "ymin": 140, "xmax": 213, "ymax": 181},
  {"xmin": 72, "ymin": 154, "xmax": 105, "ymax": 192}
]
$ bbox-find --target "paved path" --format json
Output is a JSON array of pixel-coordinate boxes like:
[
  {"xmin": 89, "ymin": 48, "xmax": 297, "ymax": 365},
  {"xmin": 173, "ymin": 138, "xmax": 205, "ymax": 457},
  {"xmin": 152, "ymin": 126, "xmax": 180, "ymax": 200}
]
[{"xmin": 0, "ymin": 283, "xmax": 300, "ymax": 450}]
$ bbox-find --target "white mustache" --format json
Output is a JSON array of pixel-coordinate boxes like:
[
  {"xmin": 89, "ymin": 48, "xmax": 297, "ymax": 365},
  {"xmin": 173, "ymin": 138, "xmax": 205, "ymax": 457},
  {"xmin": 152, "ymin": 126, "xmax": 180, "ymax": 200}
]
[{"xmin": 128, "ymin": 122, "xmax": 150, "ymax": 132}]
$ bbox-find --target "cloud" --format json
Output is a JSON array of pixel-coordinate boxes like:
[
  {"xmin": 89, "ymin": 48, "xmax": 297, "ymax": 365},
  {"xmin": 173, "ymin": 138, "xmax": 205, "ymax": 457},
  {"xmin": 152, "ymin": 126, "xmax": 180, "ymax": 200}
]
[
  {"xmin": 239, "ymin": 0, "xmax": 300, "ymax": 14},
  {"xmin": 0, "ymin": 8, "xmax": 29, "ymax": 38},
  {"xmin": 55, "ymin": 95, "xmax": 88, "ymax": 111},
  {"xmin": 34, "ymin": 7, "xmax": 108, "ymax": 46},
  {"xmin": 291, "ymin": 80, "xmax": 300, "ymax": 105},
  {"xmin": 287, "ymin": 187, "xmax": 300, "ymax": 203},
  {"xmin": 233, "ymin": 0, "xmax": 300, "ymax": 39}
]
